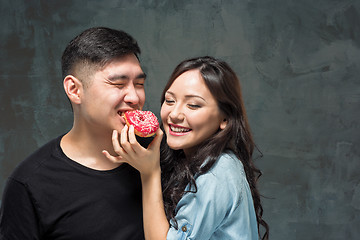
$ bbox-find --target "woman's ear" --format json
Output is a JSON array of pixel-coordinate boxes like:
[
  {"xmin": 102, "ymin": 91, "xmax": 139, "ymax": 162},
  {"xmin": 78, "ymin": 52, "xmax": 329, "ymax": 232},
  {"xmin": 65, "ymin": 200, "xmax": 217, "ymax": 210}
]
[
  {"xmin": 63, "ymin": 75, "xmax": 83, "ymax": 105},
  {"xmin": 220, "ymin": 118, "xmax": 227, "ymax": 130}
]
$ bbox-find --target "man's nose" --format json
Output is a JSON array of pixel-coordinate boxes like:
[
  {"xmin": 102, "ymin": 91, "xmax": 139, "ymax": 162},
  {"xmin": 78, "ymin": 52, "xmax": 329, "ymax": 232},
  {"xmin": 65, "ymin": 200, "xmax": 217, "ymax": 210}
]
[{"xmin": 123, "ymin": 85, "xmax": 141, "ymax": 108}]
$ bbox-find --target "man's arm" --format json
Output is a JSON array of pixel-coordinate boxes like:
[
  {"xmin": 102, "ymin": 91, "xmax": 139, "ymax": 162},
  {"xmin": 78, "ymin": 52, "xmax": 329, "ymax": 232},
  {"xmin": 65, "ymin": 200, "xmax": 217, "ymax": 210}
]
[{"xmin": 0, "ymin": 178, "xmax": 41, "ymax": 240}]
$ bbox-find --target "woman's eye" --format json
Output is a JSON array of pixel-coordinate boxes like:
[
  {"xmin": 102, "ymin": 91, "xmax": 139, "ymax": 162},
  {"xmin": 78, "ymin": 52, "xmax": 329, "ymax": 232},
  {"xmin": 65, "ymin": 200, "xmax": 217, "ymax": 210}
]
[
  {"xmin": 188, "ymin": 104, "xmax": 201, "ymax": 109},
  {"xmin": 165, "ymin": 99, "xmax": 175, "ymax": 104}
]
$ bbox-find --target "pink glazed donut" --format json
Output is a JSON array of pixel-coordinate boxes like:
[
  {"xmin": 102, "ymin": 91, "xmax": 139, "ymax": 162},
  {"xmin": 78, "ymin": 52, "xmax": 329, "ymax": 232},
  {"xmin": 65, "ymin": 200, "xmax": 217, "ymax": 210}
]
[{"xmin": 123, "ymin": 110, "xmax": 159, "ymax": 138}]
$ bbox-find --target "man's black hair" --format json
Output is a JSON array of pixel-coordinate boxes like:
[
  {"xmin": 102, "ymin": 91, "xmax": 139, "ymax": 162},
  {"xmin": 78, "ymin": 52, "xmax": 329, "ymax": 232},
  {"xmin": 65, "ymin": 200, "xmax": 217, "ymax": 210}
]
[{"xmin": 61, "ymin": 27, "xmax": 141, "ymax": 79}]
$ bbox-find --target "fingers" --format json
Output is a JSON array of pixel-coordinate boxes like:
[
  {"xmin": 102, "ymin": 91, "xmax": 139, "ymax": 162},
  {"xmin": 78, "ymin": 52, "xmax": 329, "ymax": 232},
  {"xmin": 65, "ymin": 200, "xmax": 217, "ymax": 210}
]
[
  {"xmin": 120, "ymin": 125, "xmax": 143, "ymax": 156},
  {"xmin": 112, "ymin": 129, "xmax": 125, "ymax": 155},
  {"xmin": 128, "ymin": 125, "xmax": 144, "ymax": 153},
  {"xmin": 128, "ymin": 125, "xmax": 137, "ymax": 145},
  {"xmin": 120, "ymin": 125, "xmax": 129, "ymax": 148},
  {"xmin": 105, "ymin": 130, "xmax": 127, "ymax": 163},
  {"xmin": 148, "ymin": 128, "xmax": 163, "ymax": 150},
  {"xmin": 102, "ymin": 150, "xmax": 125, "ymax": 164}
]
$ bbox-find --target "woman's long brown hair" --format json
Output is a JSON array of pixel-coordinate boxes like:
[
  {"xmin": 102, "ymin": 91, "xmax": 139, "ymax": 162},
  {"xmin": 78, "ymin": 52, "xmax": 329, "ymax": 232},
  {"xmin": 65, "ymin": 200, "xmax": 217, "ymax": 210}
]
[{"xmin": 160, "ymin": 56, "xmax": 269, "ymax": 239}]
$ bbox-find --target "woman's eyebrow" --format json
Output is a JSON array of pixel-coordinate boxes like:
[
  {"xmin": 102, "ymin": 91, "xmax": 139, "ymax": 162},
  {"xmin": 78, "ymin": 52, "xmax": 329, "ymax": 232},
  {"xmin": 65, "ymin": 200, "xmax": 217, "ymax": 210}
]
[
  {"xmin": 185, "ymin": 94, "xmax": 206, "ymax": 102},
  {"xmin": 166, "ymin": 91, "xmax": 206, "ymax": 102},
  {"xmin": 165, "ymin": 91, "xmax": 175, "ymax": 96}
]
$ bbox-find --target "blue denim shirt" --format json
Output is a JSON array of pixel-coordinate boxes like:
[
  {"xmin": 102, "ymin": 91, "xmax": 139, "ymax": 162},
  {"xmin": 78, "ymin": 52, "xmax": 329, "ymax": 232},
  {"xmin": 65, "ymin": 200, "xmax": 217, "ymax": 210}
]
[{"xmin": 166, "ymin": 152, "xmax": 259, "ymax": 240}]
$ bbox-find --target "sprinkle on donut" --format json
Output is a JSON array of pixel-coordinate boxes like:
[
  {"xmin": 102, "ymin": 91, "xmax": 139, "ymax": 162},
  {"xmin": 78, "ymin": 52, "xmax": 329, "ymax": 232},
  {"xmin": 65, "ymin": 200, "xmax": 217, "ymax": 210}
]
[{"xmin": 123, "ymin": 110, "xmax": 159, "ymax": 138}]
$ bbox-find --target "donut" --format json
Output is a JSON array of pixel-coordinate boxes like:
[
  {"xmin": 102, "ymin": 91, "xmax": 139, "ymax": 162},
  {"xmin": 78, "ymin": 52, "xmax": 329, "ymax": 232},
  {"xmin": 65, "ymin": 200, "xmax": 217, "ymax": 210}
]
[{"xmin": 123, "ymin": 110, "xmax": 159, "ymax": 138}]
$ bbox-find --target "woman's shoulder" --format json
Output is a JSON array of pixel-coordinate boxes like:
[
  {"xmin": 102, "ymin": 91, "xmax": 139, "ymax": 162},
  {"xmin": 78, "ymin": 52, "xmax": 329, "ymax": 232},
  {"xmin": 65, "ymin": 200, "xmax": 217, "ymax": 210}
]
[
  {"xmin": 194, "ymin": 151, "xmax": 246, "ymax": 191},
  {"xmin": 208, "ymin": 151, "xmax": 245, "ymax": 178},
  {"xmin": 187, "ymin": 152, "xmax": 249, "ymax": 212}
]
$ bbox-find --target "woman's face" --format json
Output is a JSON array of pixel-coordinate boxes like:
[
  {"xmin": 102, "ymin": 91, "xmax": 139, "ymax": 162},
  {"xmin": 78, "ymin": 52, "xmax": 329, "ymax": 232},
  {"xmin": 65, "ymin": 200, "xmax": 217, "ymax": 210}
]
[{"xmin": 160, "ymin": 69, "xmax": 227, "ymax": 156}]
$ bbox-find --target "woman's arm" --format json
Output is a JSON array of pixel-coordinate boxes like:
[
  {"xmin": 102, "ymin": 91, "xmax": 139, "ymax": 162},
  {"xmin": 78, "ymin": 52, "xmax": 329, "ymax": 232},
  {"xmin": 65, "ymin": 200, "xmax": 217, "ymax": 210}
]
[
  {"xmin": 103, "ymin": 125, "xmax": 169, "ymax": 240},
  {"xmin": 140, "ymin": 169, "xmax": 169, "ymax": 240}
]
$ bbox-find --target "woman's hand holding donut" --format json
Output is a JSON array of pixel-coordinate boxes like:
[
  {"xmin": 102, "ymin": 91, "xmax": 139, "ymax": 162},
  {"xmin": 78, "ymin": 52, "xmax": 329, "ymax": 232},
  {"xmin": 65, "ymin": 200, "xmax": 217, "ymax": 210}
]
[
  {"xmin": 103, "ymin": 125, "xmax": 163, "ymax": 177},
  {"xmin": 105, "ymin": 125, "xmax": 169, "ymax": 240}
]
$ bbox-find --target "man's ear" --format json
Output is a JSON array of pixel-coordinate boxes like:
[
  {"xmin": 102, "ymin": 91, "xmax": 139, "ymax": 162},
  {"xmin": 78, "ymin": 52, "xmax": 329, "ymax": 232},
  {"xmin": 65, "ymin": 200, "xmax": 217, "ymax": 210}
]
[{"xmin": 63, "ymin": 75, "xmax": 83, "ymax": 105}]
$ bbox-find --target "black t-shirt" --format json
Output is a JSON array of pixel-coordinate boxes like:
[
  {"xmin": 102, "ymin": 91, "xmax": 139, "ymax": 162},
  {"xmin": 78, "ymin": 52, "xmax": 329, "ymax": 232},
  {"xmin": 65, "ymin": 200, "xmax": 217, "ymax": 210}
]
[{"xmin": 0, "ymin": 136, "xmax": 145, "ymax": 240}]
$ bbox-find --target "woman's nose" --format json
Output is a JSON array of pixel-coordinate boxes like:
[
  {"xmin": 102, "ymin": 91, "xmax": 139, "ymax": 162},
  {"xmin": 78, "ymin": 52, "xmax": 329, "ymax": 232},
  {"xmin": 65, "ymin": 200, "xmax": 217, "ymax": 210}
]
[{"xmin": 169, "ymin": 105, "xmax": 185, "ymax": 122}]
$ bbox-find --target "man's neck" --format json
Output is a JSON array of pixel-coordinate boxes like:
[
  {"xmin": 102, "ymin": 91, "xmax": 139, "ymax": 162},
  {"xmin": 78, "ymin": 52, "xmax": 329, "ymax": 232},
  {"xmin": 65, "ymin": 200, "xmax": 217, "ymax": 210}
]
[{"xmin": 60, "ymin": 127, "xmax": 121, "ymax": 171}]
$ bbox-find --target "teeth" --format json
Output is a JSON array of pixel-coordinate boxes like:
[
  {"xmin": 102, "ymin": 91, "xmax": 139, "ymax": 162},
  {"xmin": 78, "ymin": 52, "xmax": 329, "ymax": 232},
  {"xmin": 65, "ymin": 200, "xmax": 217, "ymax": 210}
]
[{"xmin": 170, "ymin": 125, "xmax": 190, "ymax": 133}]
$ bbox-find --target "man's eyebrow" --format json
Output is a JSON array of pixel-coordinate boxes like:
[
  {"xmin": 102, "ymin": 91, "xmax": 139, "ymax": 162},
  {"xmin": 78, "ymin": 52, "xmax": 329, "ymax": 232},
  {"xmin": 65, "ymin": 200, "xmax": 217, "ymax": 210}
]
[
  {"xmin": 137, "ymin": 73, "xmax": 147, "ymax": 80},
  {"xmin": 108, "ymin": 72, "xmax": 147, "ymax": 81}
]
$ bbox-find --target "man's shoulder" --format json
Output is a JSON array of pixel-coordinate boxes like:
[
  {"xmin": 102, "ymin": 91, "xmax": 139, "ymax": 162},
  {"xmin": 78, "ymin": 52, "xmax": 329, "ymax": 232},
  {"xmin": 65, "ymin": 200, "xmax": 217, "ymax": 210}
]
[{"xmin": 10, "ymin": 135, "xmax": 63, "ymax": 182}]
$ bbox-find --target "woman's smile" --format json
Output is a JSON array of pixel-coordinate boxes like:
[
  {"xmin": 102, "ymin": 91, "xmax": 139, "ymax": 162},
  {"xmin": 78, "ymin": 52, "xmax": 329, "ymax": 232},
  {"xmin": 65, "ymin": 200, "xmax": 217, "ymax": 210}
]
[{"xmin": 168, "ymin": 124, "xmax": 191, "ymax": 136}]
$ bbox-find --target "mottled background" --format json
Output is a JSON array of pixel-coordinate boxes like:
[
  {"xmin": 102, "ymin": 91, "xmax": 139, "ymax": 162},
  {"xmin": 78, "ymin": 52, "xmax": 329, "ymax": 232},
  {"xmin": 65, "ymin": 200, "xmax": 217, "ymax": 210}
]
[{"xmin": 1, "ymin": 0, "xmax": 359, "ymax": 239}]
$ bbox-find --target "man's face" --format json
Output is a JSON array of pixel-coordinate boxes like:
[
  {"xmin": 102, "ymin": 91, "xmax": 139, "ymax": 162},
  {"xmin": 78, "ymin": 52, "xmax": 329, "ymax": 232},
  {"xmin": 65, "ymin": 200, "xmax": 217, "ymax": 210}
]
[{"xmin": 78, "ymin": 54, "xmax": 146, "ymax": 135}]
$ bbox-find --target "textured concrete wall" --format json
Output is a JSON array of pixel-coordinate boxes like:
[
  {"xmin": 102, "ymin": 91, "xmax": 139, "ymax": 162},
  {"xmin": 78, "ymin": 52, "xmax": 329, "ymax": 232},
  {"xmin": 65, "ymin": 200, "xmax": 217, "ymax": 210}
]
[{"xmin": 1, "ymin": 0, "xmax": 359, "ymax": 239}]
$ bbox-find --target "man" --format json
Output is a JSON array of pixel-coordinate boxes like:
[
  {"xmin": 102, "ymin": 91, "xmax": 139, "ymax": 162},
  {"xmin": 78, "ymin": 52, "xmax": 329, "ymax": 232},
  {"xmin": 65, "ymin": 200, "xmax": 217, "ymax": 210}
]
[{"xmin": 0, "ymin": 27, "xmax": 147, "ymax": 239}]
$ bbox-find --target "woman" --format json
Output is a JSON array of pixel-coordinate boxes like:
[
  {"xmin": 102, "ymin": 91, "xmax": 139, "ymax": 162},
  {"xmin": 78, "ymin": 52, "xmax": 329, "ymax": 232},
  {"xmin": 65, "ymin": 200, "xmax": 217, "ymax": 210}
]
[{"xmin": 103, "ymin": 56, "xmax": 269, "ymax": 239}]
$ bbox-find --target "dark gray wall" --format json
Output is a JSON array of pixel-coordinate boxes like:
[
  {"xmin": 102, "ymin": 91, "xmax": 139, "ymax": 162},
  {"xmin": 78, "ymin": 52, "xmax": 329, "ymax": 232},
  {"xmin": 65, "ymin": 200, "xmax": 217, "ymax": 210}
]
[{"xmin": 1, "ymin": 0, "xmax": 359, "ymax": 239}]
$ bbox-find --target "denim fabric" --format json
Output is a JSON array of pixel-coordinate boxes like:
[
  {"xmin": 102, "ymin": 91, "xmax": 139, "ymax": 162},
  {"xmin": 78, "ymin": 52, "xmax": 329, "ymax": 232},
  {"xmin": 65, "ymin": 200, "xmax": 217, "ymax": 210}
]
[{"xmin": 166, "ymin": 152, "xmax": 259, "ymax": 240}]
